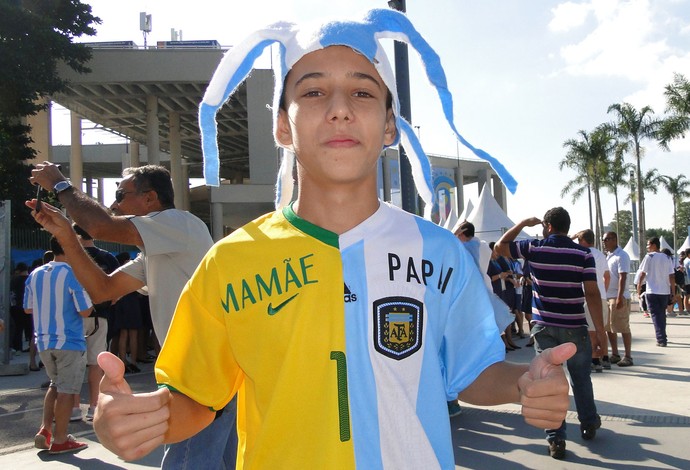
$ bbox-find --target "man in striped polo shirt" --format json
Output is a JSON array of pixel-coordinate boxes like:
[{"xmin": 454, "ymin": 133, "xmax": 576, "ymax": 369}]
[{"xmin": 496, "ymin": 207, "xmax": 606, "ymax": 460}]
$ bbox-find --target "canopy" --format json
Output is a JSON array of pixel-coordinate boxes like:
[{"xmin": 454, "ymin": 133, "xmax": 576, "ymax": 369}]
[
  {"xmin": 678, "ymin": 236, "xmax": 690, "ymax": 254},
  {"xmin": 659, "ymin": 236, "xmax": 673, "ymax": 253},
  {"xmin": 466, "ymin": 185, "xmax": 530, "ymax": 243},
  {"xmin": 623, "ymin": 237, "xmax": 640, "ymax": 261}
]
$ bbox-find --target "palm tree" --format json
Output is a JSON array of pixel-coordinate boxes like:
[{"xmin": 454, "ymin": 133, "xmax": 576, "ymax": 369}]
[
  {"xmin": 659, "ymin": 73, "xmax": 690, "ymax": 147},
  {"xmin": 660, "ymin": 174, "xmax": 690, "ymax": 252},
  {"xmin": 600, "ymin": 145, "xmax": 633, "ymax": 235},
  {"xmin": 560, "ymin": 126, "xmax": 616, "ymax": 246},
  {"xmin": 607, "ymin": 102, "xmax": 665, "ymax": 257}
]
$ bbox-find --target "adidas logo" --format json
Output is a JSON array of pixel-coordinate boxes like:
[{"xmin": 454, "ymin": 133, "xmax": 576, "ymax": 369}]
[{"xmin": 344, "ymin": 283, "xmax": 357, "ymax": 303}]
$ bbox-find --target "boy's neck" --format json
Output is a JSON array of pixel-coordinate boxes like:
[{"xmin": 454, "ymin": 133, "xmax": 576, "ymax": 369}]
[{"xmin": 293, "ymin": 185, "xmax": 380, "ymax": 235}]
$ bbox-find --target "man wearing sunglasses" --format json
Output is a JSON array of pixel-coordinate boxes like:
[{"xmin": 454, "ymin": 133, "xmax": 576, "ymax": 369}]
[{"xmin": 28, "ymin": 163, "xmax": 236, "ymax": 469}]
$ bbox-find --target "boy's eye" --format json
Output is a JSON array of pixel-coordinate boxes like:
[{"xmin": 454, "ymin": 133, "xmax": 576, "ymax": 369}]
[{"xmin": 353, "ymin": 91, "xmax": 373, "ymax": 98}]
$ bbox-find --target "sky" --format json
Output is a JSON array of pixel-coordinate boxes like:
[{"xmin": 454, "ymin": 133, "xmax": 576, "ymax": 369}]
[{"xmin": 53, "ymin": 0, "xmax": 690, "ymax": 238}]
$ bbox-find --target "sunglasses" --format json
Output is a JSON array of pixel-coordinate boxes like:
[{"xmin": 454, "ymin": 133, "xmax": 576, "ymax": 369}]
[
  {"xmin": 114, "ymin": 189, "xmax": 136, "ymax": 203},
  {"xmin": 115, "ymin": 188, "xmax": 152, "ymax": 203}
]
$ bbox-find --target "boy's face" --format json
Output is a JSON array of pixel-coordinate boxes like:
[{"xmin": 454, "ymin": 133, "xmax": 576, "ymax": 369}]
[{"xmin": 277, "ymin": 46, "xmax": 396, "ymax": 190}]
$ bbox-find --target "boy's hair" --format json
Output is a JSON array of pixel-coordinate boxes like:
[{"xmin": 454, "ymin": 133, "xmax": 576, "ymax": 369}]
[
  {"xmin": 455, "ymin": 220, "xmax": 475, "ymax": 238},
  {"xmin": 574, "ymin": 229, "xmax": 595, "ymax": 245},
  {"xmin": 543, "ymin": 207, "xmax": 570, "ymax": 234},
  {"xmin": 49, "ymin": 237, "xmax": 64, "ymax": 256},
  {"xmin": 199, "ymin": 9, "xmax": 517, "ymax": 218},
  {"xmin": 648, "ymin": 237, "xmax": 660, "ymax": 249},
  {"xmin": 122, "ymin": 165, "xmax": 175, "ymax": 208},
  {"xmin": 73, "ymin": 224, "xmax": 93, "ymax": 240}
]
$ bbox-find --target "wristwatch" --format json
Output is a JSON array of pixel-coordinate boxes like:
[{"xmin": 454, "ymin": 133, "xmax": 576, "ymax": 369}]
[{"xmin": 53, "ymin": 180, "xmax": 73, "ymax": 195}]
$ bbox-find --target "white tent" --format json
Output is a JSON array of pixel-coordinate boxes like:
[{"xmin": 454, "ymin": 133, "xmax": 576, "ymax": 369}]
[
  {"xmin": 467, "ymin": 185, "xmax": 530, "ymax": 243},
  {"xmin": 678, "ymin": 236, "xmax": 690, "ymax": 254},
  {"xmin": 449, "ymin": 199, "xmax": 474, "ymax": 233},
  {"xmin": 623, "ymin": 237, "xmax": 639, "ymax": 261},
  {"xmin": 659, "ymin": 236, "xmax": 673, "ymax": 252}
]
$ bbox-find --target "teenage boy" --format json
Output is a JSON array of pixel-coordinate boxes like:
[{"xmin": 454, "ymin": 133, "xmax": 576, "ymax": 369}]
[{"xmin": 88, "ymin": 10, "xmax": 574, "ymax": 469}]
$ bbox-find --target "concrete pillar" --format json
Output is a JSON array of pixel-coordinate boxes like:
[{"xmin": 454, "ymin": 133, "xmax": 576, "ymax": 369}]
[
  {"xmin": 211, "ymin": 201, "xmax": 224, "ymax": 242},
  {"xmin": 454, "ymin": 165, "xmax": 465, "ymax": 218},
  {"xmin": 126, "ymin": 141, "xmax": 141, "ymax": 170},
  {"xmin": 477, "ymin": 168, "xmax": 490, "ymax": 197},
  {"xmin": 168, "ymin": 111, "xmax": 183, "ymax": 208},
  {"xmin": 247, "ymin": 71, "xmax": 276, "ymax": 184},
  {"xmin": 181, "ymin": 162, "xmax": 190, "ymax": 211},
  {"xmin": 85, "ymin": 176, "xmax": 93, "ymax": 197},
  {"xmin": 146, "ymin": 95, "xmax": 160, "ymax": 165},
  {"xmin": 26, "ymin": 99, "xmax": 52, "ymax": 164},
  {"xmin": 70, "ymin": 112, "xmax": 84, "ymax": 191},
  {"xmin": 382, "ymin": 154, "xmax": 392, "ymax": 202},
  {"xmin": 492, "ymin": 175, "xmax": 507, "ymax": 213},
  {"xmin": 97, "ymin": 177, "xmax": 105, "ymax": 204}
]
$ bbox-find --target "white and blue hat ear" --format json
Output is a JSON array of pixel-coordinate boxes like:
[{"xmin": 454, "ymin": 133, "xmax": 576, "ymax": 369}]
[
  {"xmin": 199, "ymin": 23, "xmax": 296, "ymax": 187},
  {"xmin": 364, "ymin": 9, "xmax": 518, "ymax": 195}
]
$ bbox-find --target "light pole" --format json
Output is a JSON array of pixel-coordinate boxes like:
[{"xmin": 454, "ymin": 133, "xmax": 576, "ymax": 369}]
[{"xmin": 387, "ymin": 0, "xmax": 418, "ymax": 215}]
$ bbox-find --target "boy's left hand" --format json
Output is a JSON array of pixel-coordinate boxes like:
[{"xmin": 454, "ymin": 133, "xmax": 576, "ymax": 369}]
[{"xmin": 518, "ymin": 342, "xmax": 575, "ymax": 429}]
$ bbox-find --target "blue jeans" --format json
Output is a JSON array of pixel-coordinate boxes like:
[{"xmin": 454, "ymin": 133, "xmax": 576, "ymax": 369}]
[
  {"xmin": 162, "ymin": 397, "xmax": 238, "ymax": 470},
  {"xmin": 645, "ymin": 294, "xmax": 668, "ymax": 344},
  {"xmin": 532, "ymin": 324, "xmax": 598, "ymax": 442}
]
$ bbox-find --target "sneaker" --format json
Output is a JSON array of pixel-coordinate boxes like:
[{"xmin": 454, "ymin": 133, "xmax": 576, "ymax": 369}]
[
  {"xmin": 548, "ymin": 439, "xmax": 566, "ymax": 459},
  {"xmin": 667, "ymin": 311, "xmax": 677, "ymax": 317},
  {"xmin": 601, "ymin": 360, "xmax": 612, "ymax": 370},
  {"xmin": 49, "ymin": 435, "xmax": 88, "ymax": 455},
  {"xmin": 447, "ymin": 401, "xmax": 462, "ymax": 418},
  {"xmin": 86, "ymin": 406, "xmax": 96, "ymax": 421},
  {"xmin": 656, "ymin": 342, "xmax": 667, "ymax": 347},
  {"xmin": 593, "ymin": 363, "xmax": 603, "ymax": 373},
  {"xmin": 610, "ymin": 354, "xmax": 621, "ymax": 364},
  {"xmin": 581, "ymin": 417, "xmax": 601, "ymax": 440},
  {"xmin": 70, "ymin": 407, "xmax": 82, "ymax": 422},
  {"xmin": 34, "ymin": 428, "xmax": 51, "ymax": 450},
  {"xmin": 617, "ymin": 356, "xmax": 634, "ymax": 367},
  {"xmin": 643, "ymin": 312, "xmax": 650, "ymax": 318}
]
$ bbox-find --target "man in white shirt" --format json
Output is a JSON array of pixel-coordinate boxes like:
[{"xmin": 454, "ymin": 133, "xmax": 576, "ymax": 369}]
[
  {"xmin": 574, "ymin": 230, "xmax": 610, "ymax": 371},
  {"xmin": 637, "ymin": 237, "xmax": 675, "ymax": 347},
  {"xmin": 602, "ymin": 232, "xmax": 633, "ymax": 367}
]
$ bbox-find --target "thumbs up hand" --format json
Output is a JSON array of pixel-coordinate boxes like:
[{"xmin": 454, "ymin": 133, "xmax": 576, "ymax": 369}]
[
  {"xmin": 94, "ymin": 352, "xmax": 171, "ymax": 461},
  {"xmin": 518, "ymin": 342, "xmax": 576, "ymax": 430}
]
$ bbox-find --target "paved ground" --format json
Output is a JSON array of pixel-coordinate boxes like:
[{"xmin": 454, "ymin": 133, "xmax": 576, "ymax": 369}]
[{"xmin": 1, "ymin": 304, "xmax": 689, "ymax": 469}]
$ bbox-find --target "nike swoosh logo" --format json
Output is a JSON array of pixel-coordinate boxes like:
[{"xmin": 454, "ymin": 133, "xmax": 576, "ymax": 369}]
[{"xmin": 267, "ymin": 293, "xmax": 299, "ymax": 316}]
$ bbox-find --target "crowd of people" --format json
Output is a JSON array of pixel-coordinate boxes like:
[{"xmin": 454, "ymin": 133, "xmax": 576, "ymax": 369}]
[{"xmin": 7, "ymin": 7, "xmax": 684, "ymax": 469}]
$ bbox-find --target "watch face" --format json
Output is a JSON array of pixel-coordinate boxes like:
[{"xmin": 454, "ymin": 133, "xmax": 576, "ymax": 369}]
[{"xmin": 54, "ymin": 181, "xmax": 71, "ymax": 193}]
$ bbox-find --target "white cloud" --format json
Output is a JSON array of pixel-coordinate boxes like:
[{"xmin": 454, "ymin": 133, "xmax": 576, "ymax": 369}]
[{"xmin": 549, "ymin": 1, "xmax": 592, "ymax": 32}]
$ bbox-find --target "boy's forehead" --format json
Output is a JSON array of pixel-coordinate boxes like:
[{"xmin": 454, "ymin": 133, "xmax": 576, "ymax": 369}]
[{"xmin": 288, "ymin": 46, "xmax": 384, "ymax": 82}]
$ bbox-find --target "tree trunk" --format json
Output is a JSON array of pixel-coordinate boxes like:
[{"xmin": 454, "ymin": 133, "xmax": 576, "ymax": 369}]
[{"xmin": 635, "ymin": 145, "xmax": 645, "ymax": 258}]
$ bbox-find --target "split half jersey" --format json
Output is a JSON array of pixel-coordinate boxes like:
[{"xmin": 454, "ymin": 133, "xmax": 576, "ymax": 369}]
[{"xmin": 156, "ymin": 202, "xmax": 504, "ymax": 469}]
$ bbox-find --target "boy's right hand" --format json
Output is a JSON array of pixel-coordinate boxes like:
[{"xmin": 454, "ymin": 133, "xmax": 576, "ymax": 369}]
[{"xmin": 94, "ymin": 352, "xmax": 171, "ymax": 461}]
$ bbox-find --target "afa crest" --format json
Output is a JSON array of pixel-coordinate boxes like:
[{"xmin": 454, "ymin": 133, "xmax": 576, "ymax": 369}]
[{"xmin": 373, "ymin": 297, "xmax": 423, "ymax": 360}]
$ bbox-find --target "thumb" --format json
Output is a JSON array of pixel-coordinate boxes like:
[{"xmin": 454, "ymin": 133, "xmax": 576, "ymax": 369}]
[
  {"xmin": 98, "ymin": 351, "xmax": 132, "ymax": 395},
  {"xmin": 530, "ymin": 342, "xmax": 576, "ymax": 379}
]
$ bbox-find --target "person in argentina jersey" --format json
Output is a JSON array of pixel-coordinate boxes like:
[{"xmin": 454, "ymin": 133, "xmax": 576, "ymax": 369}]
[
  {"xmin": 92, "ymin": 10, "xmax": 576, "ymax": 469},
  {"xmin": 495, "ymin": 207, "xmax": 607, "ymax": 461}
]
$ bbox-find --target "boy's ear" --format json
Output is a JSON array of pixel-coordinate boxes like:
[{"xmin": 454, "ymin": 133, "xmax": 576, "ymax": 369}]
[
  {"xmin": 383, "ymin": 109, "xmax": 396, "ymax": 146},
  {"xmin": 276, "ymin": 109, "xmax": 294, "ymax": 147}
]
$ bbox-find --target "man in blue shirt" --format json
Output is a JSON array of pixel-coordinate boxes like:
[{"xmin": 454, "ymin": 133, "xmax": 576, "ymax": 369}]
[{"xmin": 495, "ymin": 207, "xmax": 606, "ymax": 460}]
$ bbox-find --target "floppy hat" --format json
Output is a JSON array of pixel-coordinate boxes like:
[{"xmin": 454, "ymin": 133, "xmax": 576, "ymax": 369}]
[{"xmin": 200, "ymin": 8, "xmax": 517, "ymax": 219}]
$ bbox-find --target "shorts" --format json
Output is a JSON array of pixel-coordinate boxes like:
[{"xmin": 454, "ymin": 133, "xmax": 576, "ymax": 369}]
[
  {"xmin": 39, "ymin": 349, "xmax": 86, "ymax": 394},
  {"xmin": 607, "ymin": 298, "xmax": 631, "ymax": 334},
  {"xmin": 584, "ymin": 299, "xmax": 609, "ymax": 332},
  {"xmin": 84, "ymin": 317, "xmax": 108, "ymax": 365},
  {"xmin": 683, "ymin": 285, "xmax": 690, "ymax": 296}
]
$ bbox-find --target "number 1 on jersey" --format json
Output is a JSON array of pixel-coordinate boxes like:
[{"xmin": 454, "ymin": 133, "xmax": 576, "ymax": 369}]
[{"xmin": 330, "ymin": 351, "xmax": 351, "ymax": 442}]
